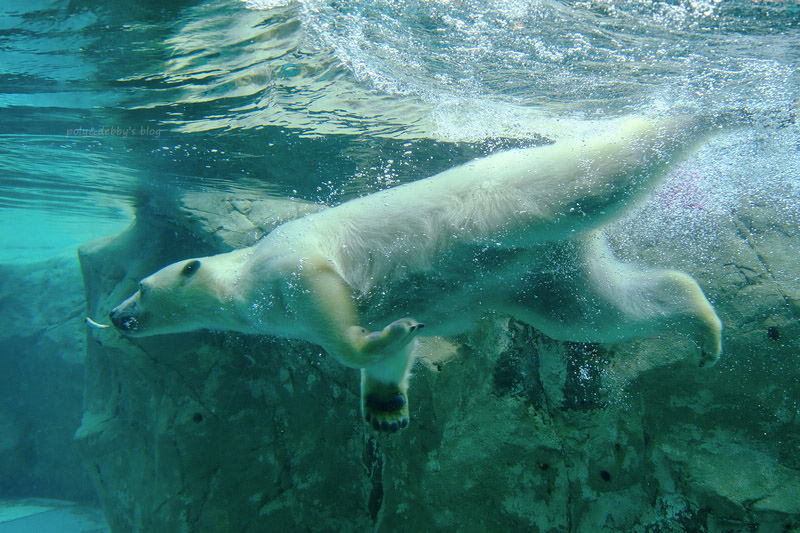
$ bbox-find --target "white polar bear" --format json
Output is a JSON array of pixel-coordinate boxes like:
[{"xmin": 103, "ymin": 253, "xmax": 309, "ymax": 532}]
[{"xmin": 110, "ymin": 115, "xmax": 723, "ymax": 432}]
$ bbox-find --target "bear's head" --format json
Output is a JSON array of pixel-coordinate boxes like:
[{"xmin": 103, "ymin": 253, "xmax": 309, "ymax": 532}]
[{"xmin": 110, "ymin": 257, "xmax": 229, "ymax": 337}]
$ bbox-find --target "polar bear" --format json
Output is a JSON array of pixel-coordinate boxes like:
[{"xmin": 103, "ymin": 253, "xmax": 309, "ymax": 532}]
[{"xmin": 110, "ymin": 115, "xmax": 723, "ymax": 432}]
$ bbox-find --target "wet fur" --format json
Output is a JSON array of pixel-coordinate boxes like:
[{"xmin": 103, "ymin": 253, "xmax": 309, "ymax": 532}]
[{"xmin": 111, "ymin": 115, "xmax": 723, "ymax": 432}]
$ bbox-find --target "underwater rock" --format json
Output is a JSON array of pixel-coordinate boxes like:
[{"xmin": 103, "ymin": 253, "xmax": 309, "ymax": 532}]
[
  {"xmin": 76, "ymin": 190, "xmax": 799, "ymax": 531},
  {"xmin": 0, "ymin": 257, "xmax": 95, "ymax": 502},
  {"xmin": 660, "ymin": 428, "xmax": 800, "ymax": 518},
  {"xmin": 178, "ymin": 192, "xmax": 327, "ymax": 250}
]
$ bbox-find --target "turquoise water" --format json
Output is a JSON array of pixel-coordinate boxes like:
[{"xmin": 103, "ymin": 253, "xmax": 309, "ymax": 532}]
[
  {"xmin": 1, "ymin": 0, "xmax": 799, "ymax": 530},
  {"xmin": 2, "ymin": 0, "xmax": 797, "ymax": 262}
]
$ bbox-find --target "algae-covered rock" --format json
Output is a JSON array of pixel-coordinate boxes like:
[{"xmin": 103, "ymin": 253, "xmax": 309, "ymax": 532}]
[{"xmin": 76, "ymin": 190, "xmax": 799, "ymax": 531}]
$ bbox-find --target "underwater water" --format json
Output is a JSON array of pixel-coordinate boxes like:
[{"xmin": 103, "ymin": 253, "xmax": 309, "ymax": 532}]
[{"xmin": 0, "ymin": 0, "xmax": 798, "ymax": 531}]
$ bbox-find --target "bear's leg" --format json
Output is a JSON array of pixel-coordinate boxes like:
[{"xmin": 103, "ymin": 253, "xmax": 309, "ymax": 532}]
[
  {"xmin": 502, "ymin": 233, "xmax": 722, "ymax": 366},
  {"xmin": 579, "ymin": 233, "xmax": 723, "ymax": 366},
  {"xmin": 299, "ymin": 260, "xmax": 424, "ymax": 368},
  {"xmin": 625, "ymin": 269, "xmax": 723, "ymax": 366},
  {"xmin": 297, "ymin": 259, "xmax": 422, "ymax": 430},
  {"xmin": 361, "ymin": 340, "xmax": 416, "ymax": 432}
]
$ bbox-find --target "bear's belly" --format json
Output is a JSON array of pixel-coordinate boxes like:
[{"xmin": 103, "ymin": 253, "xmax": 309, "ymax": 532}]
[{"xmin": 354, "ymin": 244, "xmax": 549, "ymax": 337}]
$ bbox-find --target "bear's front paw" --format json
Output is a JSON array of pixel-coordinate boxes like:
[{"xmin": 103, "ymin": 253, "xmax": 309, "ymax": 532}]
[
  {"xmin": 363, "ymin": 317, "xmax": 424, "ymax": 355},
  {"xmin": 364, "ymin": 392, "xmax": 410, "ymax": 433}
]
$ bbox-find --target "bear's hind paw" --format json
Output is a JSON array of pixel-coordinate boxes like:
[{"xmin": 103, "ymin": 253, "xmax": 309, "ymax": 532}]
[
  {"xmin": 698, "ymin": 348, "xmax": 720, "ymax": 368},
  {"xmin": 696, "ymin": 331, "xmax": 722, "ymax": 368}
]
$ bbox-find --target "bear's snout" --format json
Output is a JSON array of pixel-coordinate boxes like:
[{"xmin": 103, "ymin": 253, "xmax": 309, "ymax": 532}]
[{"xmin": 110, "ymin": 307, "xmax": 139, "ymax": 333}]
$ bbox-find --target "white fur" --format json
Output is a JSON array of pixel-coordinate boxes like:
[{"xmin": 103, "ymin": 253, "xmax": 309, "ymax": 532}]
[{"xmin": 110, "ymin": 114, "xmax": 724, "ymax": 429}]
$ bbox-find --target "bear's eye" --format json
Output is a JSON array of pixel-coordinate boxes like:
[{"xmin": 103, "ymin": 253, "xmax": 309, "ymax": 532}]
[{"xmin": 181, "ymin": 259, "xmax": 201, "ymax": 277}]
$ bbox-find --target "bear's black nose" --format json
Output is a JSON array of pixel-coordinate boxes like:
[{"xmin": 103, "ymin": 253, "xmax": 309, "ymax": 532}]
[{"xmin": 109, "ymin": 308, "xmax": 138, "ymax": 333}]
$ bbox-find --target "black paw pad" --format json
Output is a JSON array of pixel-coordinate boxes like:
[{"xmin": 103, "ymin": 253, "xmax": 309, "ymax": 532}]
[{"xmin": 365, "ymin": 393, "xmax": 406, "ymax": 413}]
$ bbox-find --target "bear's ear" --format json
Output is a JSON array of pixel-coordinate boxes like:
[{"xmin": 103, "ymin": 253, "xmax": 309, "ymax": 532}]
[{"xmin": 181, "ymin": 259, "xmax": 201, "ymax": 278}]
